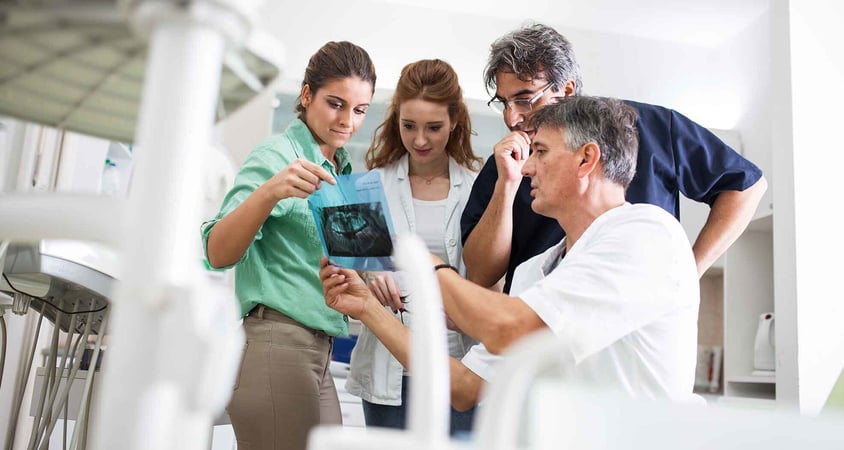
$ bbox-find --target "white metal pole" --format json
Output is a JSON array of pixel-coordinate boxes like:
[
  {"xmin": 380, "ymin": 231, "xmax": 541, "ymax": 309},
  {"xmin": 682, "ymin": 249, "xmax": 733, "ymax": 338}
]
[
  {"xmin": 90, "ymin": 3, "xmax": 245, "ymax": 449},
  {"xmin": 396, "ymin": 235, "xmax": 451, "ymax": 445}
]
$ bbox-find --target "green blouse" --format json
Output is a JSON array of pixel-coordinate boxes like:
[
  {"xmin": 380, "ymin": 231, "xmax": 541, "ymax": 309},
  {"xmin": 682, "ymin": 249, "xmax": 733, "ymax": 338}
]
[{"xmin": 202, "ymin": 118, "xmax": 352, "ymax": 336}]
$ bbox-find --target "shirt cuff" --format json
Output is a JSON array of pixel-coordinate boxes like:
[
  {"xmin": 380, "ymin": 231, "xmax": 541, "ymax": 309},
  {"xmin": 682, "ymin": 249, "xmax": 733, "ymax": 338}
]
[{"xmin": 461, "ymin": 343, "xmax": 501, "ymax": 381}]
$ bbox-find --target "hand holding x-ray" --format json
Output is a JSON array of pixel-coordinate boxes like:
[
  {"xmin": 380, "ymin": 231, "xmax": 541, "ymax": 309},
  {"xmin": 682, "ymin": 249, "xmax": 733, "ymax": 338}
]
[
  {"xmin": 320, "ymin": 257, "xmax": 373, "ymax": 320},
  {"xmin": 268, "ymin": 158, "xmax": 336, "ymax": 200},
  {"xmin": 363, "ymin": 271, "xmax": 404, "ymax": 313}
]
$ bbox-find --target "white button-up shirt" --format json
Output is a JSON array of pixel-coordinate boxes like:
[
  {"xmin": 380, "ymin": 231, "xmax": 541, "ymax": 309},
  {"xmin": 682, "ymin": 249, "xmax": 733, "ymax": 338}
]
[{"xmin": 462, "ymin": 203, "xmax": 700, "ymax": 402}]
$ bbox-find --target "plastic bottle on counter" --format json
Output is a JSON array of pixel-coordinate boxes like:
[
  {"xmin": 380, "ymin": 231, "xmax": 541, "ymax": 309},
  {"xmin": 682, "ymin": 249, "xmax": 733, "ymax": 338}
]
[{"xmin": 100, "ymin": 159, "xmax": 120, "ymax": 197}]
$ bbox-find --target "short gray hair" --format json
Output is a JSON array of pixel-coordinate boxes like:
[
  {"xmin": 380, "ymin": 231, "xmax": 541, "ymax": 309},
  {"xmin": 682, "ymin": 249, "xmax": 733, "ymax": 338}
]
[
  {"xmin": 530, "ymin": 97, "xmax": 639, "ymax": 188},
  {"xmin": 484, "ymin": 23, "xmax": 583, "ymax": 96}
]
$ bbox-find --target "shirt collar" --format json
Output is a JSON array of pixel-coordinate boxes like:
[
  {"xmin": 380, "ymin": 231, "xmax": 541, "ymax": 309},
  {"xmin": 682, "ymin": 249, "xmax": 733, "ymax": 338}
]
[
  {"xmin": 541, "ymin": 237, "xmax": 568, "ymax": 276},
  {"xmin": 334, "ymin": 146, "xmax": 353, "ymax": 175},
  {"xmin": 286, "ymin": 118, "xmax": 353, "ymax": 175}
]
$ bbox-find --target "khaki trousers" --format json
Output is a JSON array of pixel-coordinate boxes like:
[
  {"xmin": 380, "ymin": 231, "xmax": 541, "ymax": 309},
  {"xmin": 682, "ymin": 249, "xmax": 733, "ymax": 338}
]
[{"xmin": 228, "ymin": 305, "xmax": 341, "ymax": 450}]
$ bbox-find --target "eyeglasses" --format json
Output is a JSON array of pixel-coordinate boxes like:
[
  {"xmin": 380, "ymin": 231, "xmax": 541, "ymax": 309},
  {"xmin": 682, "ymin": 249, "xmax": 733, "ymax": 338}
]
[{"xmin": 487, "ymin": 82, "xmax": 556, "ymax": 115}]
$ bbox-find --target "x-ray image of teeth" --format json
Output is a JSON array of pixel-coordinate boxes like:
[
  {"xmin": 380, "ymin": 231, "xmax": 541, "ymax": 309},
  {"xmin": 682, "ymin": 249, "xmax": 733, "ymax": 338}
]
[
  {"xmin": 319, "ymin": 202, "xmax": 393, "ymax": 257},
  {"xmin": 308, "ymin": 171, "xmax": 397, "ymax": 271}
]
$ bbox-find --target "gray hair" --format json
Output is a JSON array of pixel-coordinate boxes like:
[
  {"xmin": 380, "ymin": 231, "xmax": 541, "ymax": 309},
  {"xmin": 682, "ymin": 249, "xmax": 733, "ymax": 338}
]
[
  {"xmin": 530, "ymin": 96, "xmax": 639, "ymax": 188},
  {"xmin": 484, "ymin": 23, "xmax": 583, "ymax": 96}
]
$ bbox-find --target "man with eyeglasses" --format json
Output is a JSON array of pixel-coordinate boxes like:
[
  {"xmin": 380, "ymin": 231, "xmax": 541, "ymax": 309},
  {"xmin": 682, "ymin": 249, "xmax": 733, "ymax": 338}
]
[{"xmin": 461, "ymin": 23, "xmax": 768, "ymax": 294}]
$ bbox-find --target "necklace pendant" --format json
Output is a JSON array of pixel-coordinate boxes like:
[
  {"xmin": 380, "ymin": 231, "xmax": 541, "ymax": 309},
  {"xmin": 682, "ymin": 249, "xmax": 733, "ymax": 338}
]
[{"xmin": 426, "ymin": 179, "xmax": 432, "ymax": 185}]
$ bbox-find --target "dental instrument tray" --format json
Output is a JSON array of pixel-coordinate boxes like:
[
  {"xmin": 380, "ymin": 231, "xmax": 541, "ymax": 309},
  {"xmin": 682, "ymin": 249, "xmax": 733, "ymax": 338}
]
[{"xmin": 1, "ymin": 240, "xmax": 116, "ymax": 334}]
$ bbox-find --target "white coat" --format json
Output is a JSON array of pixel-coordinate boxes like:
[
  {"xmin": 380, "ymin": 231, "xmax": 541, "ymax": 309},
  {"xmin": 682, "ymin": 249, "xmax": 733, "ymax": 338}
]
[{"xmin": 345, "ymin": 153, "xmax": 478, "ymax": 405}]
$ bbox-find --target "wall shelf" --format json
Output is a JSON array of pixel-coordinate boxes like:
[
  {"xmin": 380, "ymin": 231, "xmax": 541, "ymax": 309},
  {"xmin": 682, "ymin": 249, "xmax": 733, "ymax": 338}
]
[
  {"xmin": 683, "ymin": 181, "xmax": 776, "ymax": 403},
  {"xmin": 726, "ymin": 374, "xmax": 776, "ymax": 384},
  {"xmin": 723, "ymin": 215, "xmax": 775, "ymax": 401}
]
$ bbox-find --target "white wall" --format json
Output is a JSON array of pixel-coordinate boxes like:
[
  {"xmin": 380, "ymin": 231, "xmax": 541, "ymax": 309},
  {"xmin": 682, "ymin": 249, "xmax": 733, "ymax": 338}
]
[
  {"xmin": 255, "ymin": 1, "xmax": 766, "ymax": 108},
  {"xmin": 718, "ymin": 10, "xmax": 774, "ymax": 220},
  {"xmin": 771, "ymin": 0, "xmax": 799, "ymax": 409},
  {"xmin": 256, "ymin": 0, "xmax": 502, "ymax": 101},
  {"xmin": 215, "ymin": 88, "xmax": 275, "ymax": 167},
  {"xmin": 574, "ymin": 32, "xmax": 734, "ymax": 127},
  {"xmin": 0, "ymin": 119, "xmax": 12, "ymax": 191},
  {"xmin": 255, "ymin": 2, "xmax": 770, "ymax": 158},
  {"xmin": 774, "ymin": 0, "xmax": 844, "ymax": 414}
]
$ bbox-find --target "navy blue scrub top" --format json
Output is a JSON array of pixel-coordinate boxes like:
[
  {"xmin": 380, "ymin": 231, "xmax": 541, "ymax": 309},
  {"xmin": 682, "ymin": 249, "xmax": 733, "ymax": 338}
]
[{"xmin": 461, "ymin": 99, "xmax": 764, "ymax": 293}]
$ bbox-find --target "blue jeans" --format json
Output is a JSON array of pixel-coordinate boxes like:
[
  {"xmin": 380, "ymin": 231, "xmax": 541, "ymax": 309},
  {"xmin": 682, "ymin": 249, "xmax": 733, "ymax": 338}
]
[{"xmin": 361, "ymin": 376, "xmax": 475, "ymax": 438}]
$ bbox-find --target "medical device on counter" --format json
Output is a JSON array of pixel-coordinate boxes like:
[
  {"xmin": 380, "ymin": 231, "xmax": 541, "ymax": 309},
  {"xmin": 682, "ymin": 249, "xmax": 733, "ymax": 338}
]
[{"xmin": 753, "ymin": 312, "xmax": 776, "ymax": 374}]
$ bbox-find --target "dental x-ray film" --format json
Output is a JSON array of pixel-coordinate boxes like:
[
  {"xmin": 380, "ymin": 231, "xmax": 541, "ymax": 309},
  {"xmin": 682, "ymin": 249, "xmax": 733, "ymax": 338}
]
[{"xmin": 308, "ymin": 171, "xmax": 396, "ymax": 271}]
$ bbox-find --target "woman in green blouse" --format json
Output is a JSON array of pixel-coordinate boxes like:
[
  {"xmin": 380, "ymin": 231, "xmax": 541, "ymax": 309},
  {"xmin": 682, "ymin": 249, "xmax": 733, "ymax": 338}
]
[{"xmin": 202, "ymin": 41, "xmax": 376, "ymax": 450}]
